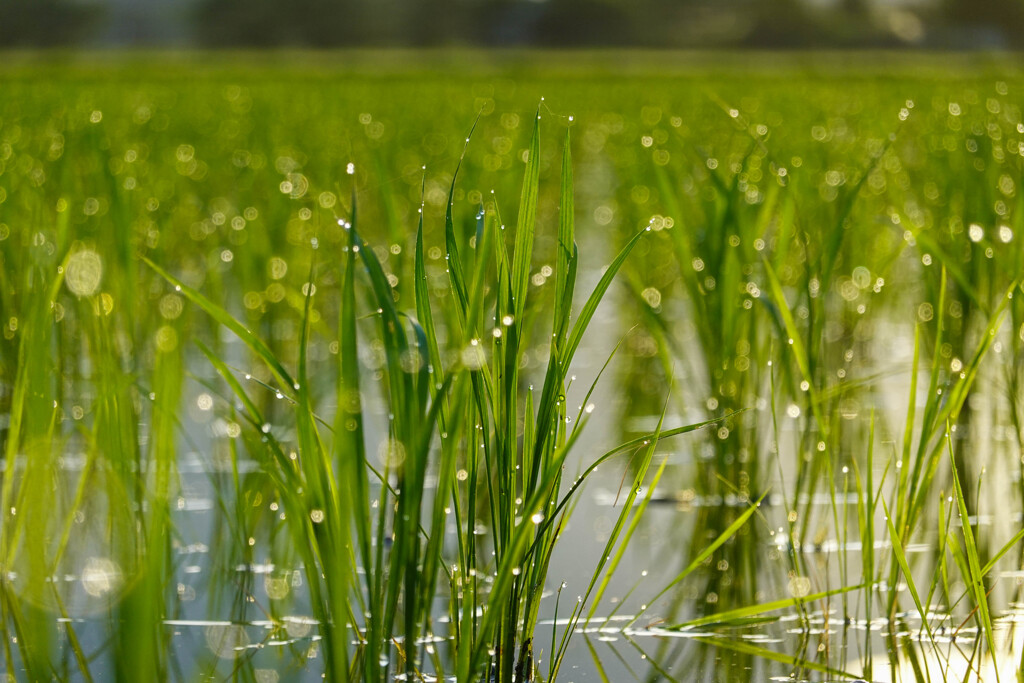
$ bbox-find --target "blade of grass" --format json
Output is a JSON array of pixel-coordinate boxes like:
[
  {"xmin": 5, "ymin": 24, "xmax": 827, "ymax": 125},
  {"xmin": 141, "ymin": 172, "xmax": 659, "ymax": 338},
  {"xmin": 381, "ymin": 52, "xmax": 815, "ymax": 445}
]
[
  {"xmin": 947, "ymin": 425, "xmax": 999, "ymax": 681},
  {"xmin": 665, "ymin": 583, "xmax": 863, "ymax": 630},
  {"xmin": 510, "ymin": 109, "xmax": 540, "ymax": 327},
  {"xmin": 625, "ymin": 489, "xmax": 767, "ymax": 628},
  {"xmin": 142, "ymin": 256, "xmax": 296, "ymax": 397}
]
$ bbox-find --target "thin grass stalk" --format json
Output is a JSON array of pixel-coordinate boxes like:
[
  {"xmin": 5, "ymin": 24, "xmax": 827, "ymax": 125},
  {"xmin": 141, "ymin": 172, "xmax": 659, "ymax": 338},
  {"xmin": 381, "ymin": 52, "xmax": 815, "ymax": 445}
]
[{"xmin": 947, "ymin": 426, "xmax": 999, "ymax": 680}]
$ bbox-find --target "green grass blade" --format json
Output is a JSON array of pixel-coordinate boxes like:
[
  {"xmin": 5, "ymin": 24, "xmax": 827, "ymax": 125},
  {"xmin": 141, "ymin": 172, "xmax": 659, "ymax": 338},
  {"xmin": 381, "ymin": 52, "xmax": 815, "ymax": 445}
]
[
  {"xmin": 142, "ymin": 256, "xmax": 296, "ymax": 395},
  {"xmin": 563, "ymin": 226, "xmax": 648, "ymax": 362},
  {"xmin": 627, "ymin": 490, "xmax": 767, "ymax": 627},
  {"xmin": 554, "ymin": 126, "xmax": 577, "ymax": 344},
  {"xmin": 980, "ymin": 525, "xmax": 1024, "ymax": 578},
  {"xmin": 882, "ymin": 496, "xmax": 938, "ymax": 652},
  {"xmin": 511, "ymin": 111, "xmax": 540, "ymax": 325},
  {"xmin": 763, "ymin": 259, "xmax": 812, "ymax": 394},
  {"xmin": 415, "ymin": 204, "xmax": 444, "ymax": 393},
  {"xmin": 666, "ymin": 583, "xmax": 863, "ymax": 630},
  {"xmin": 947, "ymin": 427, "xmax": 999, "ymax": 679},
  {"xmin": 691, "ymin": 635, "xmax": 862, "ymax": 680},
  {"xmin": 583, "ymin": 394, "xmax": 671, "ymax": 623}
]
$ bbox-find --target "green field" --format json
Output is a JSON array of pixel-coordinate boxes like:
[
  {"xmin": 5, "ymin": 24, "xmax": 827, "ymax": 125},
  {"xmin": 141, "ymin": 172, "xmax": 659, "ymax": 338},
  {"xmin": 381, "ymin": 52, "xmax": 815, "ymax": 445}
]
[{"xmin": 2, "ymin": 53, "xmax": 1024, "ymax": 681}]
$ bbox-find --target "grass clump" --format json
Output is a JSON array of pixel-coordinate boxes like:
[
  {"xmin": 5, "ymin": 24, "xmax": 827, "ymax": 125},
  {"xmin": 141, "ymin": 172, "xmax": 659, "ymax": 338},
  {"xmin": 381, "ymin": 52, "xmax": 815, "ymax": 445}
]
[{"xmin": 143, "ymin": 115, "xmax": 722, "ymax": 682}]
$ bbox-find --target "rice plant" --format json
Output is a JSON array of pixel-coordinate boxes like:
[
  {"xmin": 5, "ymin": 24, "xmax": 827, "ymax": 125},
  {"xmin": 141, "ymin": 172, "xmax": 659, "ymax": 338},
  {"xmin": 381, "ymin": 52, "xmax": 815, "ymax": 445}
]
[{"xmin": 138, "ymin": 113, "xmax": 734, "ymax": 682}]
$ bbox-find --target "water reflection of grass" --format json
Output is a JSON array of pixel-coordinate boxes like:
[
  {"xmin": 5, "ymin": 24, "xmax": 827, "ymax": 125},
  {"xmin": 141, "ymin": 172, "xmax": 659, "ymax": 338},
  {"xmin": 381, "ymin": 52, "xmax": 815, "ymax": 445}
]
[{"xmin": 2, "ymin": 54, "xmax": 1024, "ymax": 681}]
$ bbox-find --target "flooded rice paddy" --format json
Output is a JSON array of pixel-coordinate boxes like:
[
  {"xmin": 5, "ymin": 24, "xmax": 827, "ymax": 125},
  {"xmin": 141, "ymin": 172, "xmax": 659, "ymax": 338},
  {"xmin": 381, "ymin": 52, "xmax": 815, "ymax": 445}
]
[{"xmin": 2, "ymin": 53, "xmax": 1024, "ymax": 681}]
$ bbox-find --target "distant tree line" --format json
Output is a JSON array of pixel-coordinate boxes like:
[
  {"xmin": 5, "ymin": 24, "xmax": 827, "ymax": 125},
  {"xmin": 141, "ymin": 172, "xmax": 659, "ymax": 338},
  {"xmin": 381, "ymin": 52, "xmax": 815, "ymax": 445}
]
[
  {"xmin": 189, "ymin": 0, "xmax": 1024, "ymax": 49},
  {"xmin": 2, "ymin": 0, "xmax": 1024, "ymax": 49},
  {"xmin": 1, "ymin": 0, "xmax": 103, "ymax": 46}
]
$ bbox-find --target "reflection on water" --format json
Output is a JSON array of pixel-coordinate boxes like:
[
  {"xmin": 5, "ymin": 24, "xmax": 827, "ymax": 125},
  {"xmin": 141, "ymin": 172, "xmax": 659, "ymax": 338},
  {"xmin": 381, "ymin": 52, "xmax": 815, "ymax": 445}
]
[
  {"xmin": 4, "ymin": 453, "xmax": 140, "ymax": 618},
  {"xmin": 0, "ymin": 404, "xmax": 1020, "ymax": 680}
]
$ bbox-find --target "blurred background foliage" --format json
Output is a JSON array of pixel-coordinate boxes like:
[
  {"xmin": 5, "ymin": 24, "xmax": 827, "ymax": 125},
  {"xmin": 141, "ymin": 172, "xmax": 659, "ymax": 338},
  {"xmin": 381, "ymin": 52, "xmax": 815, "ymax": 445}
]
[
  {"xmin": 0, "ymin": 0, "xmax": 104, "ymax": 47},
  {"xmin": 3, "ymin": 0, "xmax": 1024, "ymax": 49}
]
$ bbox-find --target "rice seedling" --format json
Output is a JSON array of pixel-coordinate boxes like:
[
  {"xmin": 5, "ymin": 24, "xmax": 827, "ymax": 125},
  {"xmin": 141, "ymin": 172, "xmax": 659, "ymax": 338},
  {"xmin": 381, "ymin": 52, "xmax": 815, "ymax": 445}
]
[{"xmin": 140, "ymin": 111, "xmax": 739, "ymax": 682}]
